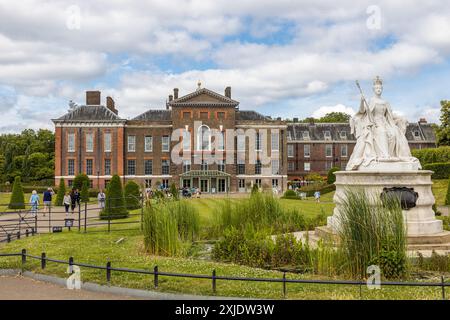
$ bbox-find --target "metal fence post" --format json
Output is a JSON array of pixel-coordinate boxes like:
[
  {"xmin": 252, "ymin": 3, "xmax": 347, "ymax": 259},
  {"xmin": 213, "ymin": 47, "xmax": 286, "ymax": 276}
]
[
  {"xmin": 212, "ymin": 269, "xmax": 217, "ymax": 295},
  {"xmin": 41, "ymin": 252, "xmax": 46, "ymax": 269},
  {"xmin": 106, "ymin": 261, "xmax": 111, "ymax": 285},
  {"xmin": 17, "ymin": 231, "xmax": 20, "ymax": 240},
  {"xmin": 283, "ymin": 272, "xmax": 287, "ymax": 298},
  {"xmin": 140, "ymin": 195, "xmax": 144, "ymax": 231},
  {"xmin": 7, "ymin": 234, "xmax": 11, "ymax": 243},
  {"xmin": 25, "ymin": 229, "xmax": 29, "ymax": 237},
  {"xmin": 69, "ymin": 256, "xmax": 74, "ymax": 273},
  {"xmin": 34, "ymin": 215, "xmax": 37, "ymax": 235},
  {"xmin": 78, "ymin": 204, "xmax": 81, "ymax": 232},
  {"xmin": 48, "ymin": 203, "xmax": 51, "ymax": 233},
  {"xmin": 84, "ymin": 202, "xmax": 87, "ymax": 233},
  {"xmin": 442, "ymin": 276, "xmax": 446, "ymax": 300},
  {"xmin": 154, "ymin": 266, "xmax": 158, "ymax": 289},
  {"xmin": 108, "ymin": 211, "xmax": 111, "ymax": 233},
  {"xmin": 21, "ymin": 249, "xmax": 26, "ymax": 273}
]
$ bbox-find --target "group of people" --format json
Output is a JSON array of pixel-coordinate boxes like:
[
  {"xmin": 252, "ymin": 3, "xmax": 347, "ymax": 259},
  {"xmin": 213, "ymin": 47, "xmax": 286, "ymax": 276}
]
[{"xmin": 28, "ymin": 187, "xmax": 107, "ymax": 216}]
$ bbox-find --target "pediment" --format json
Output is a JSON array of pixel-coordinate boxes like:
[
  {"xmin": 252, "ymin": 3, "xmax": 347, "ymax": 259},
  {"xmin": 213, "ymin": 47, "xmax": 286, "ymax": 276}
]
[{"xmin": 169, "ymin": 88, "xmax": 239, "ymax": 107}]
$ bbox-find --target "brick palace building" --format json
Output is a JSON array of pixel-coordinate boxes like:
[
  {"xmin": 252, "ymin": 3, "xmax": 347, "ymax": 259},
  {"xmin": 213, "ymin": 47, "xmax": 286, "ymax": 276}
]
[{"xmin": 52, "ymin": 85, "xmax": 436, "ymax": 192}]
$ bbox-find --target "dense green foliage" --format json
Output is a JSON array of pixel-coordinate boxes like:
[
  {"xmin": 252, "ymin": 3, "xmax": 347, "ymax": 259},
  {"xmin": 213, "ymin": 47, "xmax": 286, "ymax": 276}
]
[
  {"xmin": 412, "ymin": 146, "xmax": 450, "ymax": 165},
  {"xmin": 299, "ymin": 112, "xmax": 351, "ymax": 123},
  {"xmin": 100, "ymin": 175, "xmax": 128, "ymax": 219},
  {"xmin": 327, "ymin": 167, "xmax": 340, "ymax": 184},
  {"xmin": 80, "ymin": 181, "xmax": 89, "ymax": 203},
  {"xmin": 73, "ymin": 173, "xmax": 90, "ymax": 191},
  {"xmin": 446, "ymin": 178, "xmax": 450, "ymax": 206},
  {"xmin": 283, "ymin": 190, "xmax": 297, "ymax": 197},
  {"xmin": 8, "ymin": 176, "xmax": 25, "ymax": 209},
  {"xmin": 55, "ymin": 178, "xmax": 66, "ymax": 206},
  {"xmin": 435, "ymin": 100, "xmax": 450, "ymax": 146},
  {"xmin": 422, "ymin": 162, "xmax": 450, "ymax": 179},
  {"xmin": 124, "ymin": 181, "xmax": 141, "ymax": 209},
  {"xmin": 0, "ymin": 129, "xmax": 54, "ymax": 183},
  {"xmin": 143, "ymin": 200, "xmax": 200, "ymax": 256}
]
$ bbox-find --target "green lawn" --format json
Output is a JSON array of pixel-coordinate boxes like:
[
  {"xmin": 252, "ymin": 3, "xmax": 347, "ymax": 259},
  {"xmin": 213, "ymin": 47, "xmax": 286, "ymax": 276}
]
[
  {"xmin": 432, "ymin": 179, "xmax": 448, "ymax": 206},
  {"xmin": 0, "ymin": 230, "xmax": 446, "ymax": 300}
]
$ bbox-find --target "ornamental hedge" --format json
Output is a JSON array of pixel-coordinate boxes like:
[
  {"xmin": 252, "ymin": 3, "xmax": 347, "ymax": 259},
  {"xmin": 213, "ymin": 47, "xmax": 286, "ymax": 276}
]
[
  {"xmin": 412, "ymin": 147, "xmax": 450, "ymax": 165},
  {"xmin": 422, "ymin": 162, "xmax": 450, "ymax": 179}
]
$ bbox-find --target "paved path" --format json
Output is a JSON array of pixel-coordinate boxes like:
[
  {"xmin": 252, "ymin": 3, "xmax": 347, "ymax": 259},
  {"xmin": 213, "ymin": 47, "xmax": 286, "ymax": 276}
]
[{"xmin": 0, "ymin": 275, "xmax": 136, "ymax": 300}]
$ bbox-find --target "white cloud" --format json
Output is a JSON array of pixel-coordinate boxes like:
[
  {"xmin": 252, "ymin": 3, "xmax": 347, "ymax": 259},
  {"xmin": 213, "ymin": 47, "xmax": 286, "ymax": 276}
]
[{"xmin": 312, "ymin": 104, "xmax": 355, "ymax": 118}]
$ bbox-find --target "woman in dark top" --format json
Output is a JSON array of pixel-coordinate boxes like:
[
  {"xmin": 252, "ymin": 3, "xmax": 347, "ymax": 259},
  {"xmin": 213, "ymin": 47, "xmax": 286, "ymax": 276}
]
[{"xmin": 70, "ymin": 189, "xmax": 77, "ymax": 213}]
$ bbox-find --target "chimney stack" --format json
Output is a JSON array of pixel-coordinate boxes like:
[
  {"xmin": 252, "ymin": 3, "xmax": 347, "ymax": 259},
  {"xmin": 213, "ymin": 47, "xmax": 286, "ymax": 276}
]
[
  {"xmin": 225, "ymin": 86, "xmax": 231, "ymax": 98},
  {"xmin": 419, "ymin": 118, "xmax": 427, "ymax": 124},
  {"xmin": 173, "ymin": 88, "xmax": 179, "ymax": 100},
  {"xmin": 169, "ymin": 95, "xmax": 173, "ymax": 102},
  {"xmin": 106, "ymin": 96, "xmax": 118, "ymax": 115},
  {"xmin": 293, "ymin": 117, "xmax": 298, "ymax": 123},
  {"xmin": 86, "ymin": 91, "xmax": 101, "ymax": 105}
]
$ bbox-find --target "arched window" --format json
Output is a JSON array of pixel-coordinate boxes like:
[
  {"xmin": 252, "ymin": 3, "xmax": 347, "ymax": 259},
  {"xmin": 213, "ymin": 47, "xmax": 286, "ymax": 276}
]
[{"xmin": 198, "ymin": 125, "xmax": 211, "ymax": 151}]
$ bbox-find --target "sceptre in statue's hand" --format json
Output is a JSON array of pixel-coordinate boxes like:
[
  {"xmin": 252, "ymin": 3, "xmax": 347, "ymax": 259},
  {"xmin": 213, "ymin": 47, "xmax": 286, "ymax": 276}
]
[{"xmin": 355, "ymin": 80, "xmax": 374, "ymax": 126}]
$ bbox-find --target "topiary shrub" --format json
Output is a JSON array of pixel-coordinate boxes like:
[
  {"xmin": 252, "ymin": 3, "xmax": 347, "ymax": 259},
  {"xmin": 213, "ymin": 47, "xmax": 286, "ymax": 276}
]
[
  {"xmin": 100, "ymin": 174, "xmax": 129, "ymax": 219},
  {"xmin": 327, "ymin": 167, "xmax": 340, "ymax": 184},
  {"xmin": 422, "ymin": 162, "xmax": 450, "ymax": 179},
  {"xmin": 124, "ymin": 180, "xmax": 141, "ymax": 209},
  {"xmin": 55, "ymin": 178, "xmax": 66, "ymax": 206},
  {"xmin": 170, "ymin": 183, "xmax": 179, "ymax": 200},
  {"xmin": 73, "ymin": 173, "xmax": 90, "ymax": 191},
  {"xmin": 9, "ymin": 176, "xmax": 25, "ymax": 209},
  {"xmin": 283, "ymin": 190, "xmax": 297, "ymax": 198},
  {"xmin": 80, "ymin": 181, "xmax": 89, "ymax": 203}
]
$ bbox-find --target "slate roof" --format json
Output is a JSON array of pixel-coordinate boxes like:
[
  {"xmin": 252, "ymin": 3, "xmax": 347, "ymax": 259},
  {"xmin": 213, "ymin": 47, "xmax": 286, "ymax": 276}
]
[
  {"xmin": 286, "ymin": 122, "xmax": 436, "ymax": 142},
  {"xmin": 236, "ymin": 110, "xmax": 271, "ymax": 121},
  {"xmin": 132, "ymin": 109, "xmax": 172, "ymax": 121},
  {"xmin": 53, "ymin": 105, "xmax": 123, "ymax": 122}
]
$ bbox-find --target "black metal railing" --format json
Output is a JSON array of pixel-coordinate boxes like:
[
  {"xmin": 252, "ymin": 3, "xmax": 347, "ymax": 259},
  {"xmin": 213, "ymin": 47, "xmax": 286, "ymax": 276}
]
[
  {"xmin": 0, "ymin": 195, "xmax": 145, "ymax": 242},
  {"xmin": 0, "ymin": 249, "xmax": 448, "ymax": 299}
]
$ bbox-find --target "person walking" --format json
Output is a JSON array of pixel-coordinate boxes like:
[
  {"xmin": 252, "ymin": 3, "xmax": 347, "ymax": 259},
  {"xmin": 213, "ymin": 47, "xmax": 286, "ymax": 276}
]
[
  {"xmin": 63, "ymin": 191, "xmax": 71, "ymax": 215},
  {"xmin": 42, "ymin": 187, "xmax": 54, "ymax": 217},
  {"xmin": 314, "ymin": 190, "xmax": 321, "ymax": 203},
  {"xmin": 74, "ymin": 189, "xmax": 81, "ymax": 208},
  {"xmin": 70, "ymin": 189, "xmax": 77, "ymax": 214},
  {"xmin": 97, "ymin": 190, "xmax": 106, "ymax": 209},
  {"xmin": 29, "ymin": 190, "xmax": 40, "ymax": 217}
]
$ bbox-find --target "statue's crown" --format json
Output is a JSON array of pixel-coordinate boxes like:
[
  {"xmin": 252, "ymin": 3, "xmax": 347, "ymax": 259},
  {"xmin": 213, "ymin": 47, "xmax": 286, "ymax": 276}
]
[{"xmin": 373, "ymin": 76, "xmax": 383, "ymax": 86}]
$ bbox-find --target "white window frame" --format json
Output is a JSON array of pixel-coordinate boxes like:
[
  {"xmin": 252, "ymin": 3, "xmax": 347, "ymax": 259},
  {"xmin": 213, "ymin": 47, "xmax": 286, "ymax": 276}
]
[
  {"xmin": 340, "ymin": 131, "xmax": 347, "ymax": 139},
  {"xmin": 145, "ymin": 136, "xmax": 153, "ymax": 152},
  {"xmin": 255, "ymin": 132, "xmax": 262, "ymax": 151},
  {"xmin": 302, "ymin": 131, "xmax": 310, "ymax": 140},
  {"xmin": 162, "ymin": 135, "xmax": 170, "ymax": 152},
  {"xmin": 325, "ymin": 144, "xmax": 332, "ymax": 158},
  {"xmin": 86, "ymin": 133, "xmax": 94, "ymax": 153},
  {"xmin": 68, "ymin": 133, "xmax": 75, "ymax": 152},
  {"xmin": 304, "ymin": 162, "xmax": 311, "ymax": 171},
  {"xmin": 287, "ymin": 144, "xmax": 294, "ymax": 158},
  {"xmin": 182, "ymin": 131, "xmax": 191, "ymax": 151},
  {"xmin": 304, "ymin": 144, "xmax": 310, "ymax": 158},
  {"xmin": 271, "ymin": 159, "xmax": 279, "ymax": 175},
  {"xmin": 104, "ymin": 133, "xmax": 111, "ymax": 152},
  {"xmin": 68, "ymin": 159, "xmax": 75, "ymax": 176},
  {"xmin": 237, "ymin": 134, "xmax": 245, "ymax": 151},
  {"xmin": 271, "ymin": 131, "xmax": 279, "ymax": 151},
  {"xmin": 197, "ymin": 125, "xmax": 211, "ymax": 151},
  {"xmin": 341, "ymin": 144, "xmax": 348, "ymax": 157},
  {"xmin": 128, "ymin": 135, "xmax": 136, "ymax": 152}
]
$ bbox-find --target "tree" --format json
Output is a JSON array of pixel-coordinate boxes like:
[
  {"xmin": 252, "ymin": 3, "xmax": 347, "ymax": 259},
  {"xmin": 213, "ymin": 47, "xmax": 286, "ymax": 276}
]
[
  {"xmin": 9, "ymin": 176, "xmax": 25, "ymax": 209},
  {"xmin": 124, "ymin": 180, "xmax": 141, "ymax": 209},
  {"xmin": 170, "ymin": 183, "xmax": 179, "ymax": 200},
  {"xmin": 318, "ymin": 112, "xmax": 351, "ymax": 123},
  {"xmin": 100, "ymin": 174, "xmax": 128, "ymax": 219},
  {"xmin": 445, "ymin": 176, "xmax": 450, "ymax": 206},
  {"xmin": 436, "ymin": 100, "xmax": 450, "ymax": 146},
  {"xmin": 327, "ymin": 167, "xmax": 340, "ymax": 184},
  {"xmin": 80, "ymin": 181, "xmax": 89, "ymax": 203},
  {"xmin": 55, "ymin": 178, "xmax": 66, "ymax": 206},
  {"xmin": 73, "ymin": 173, "xmax": 90, "ymax": 191}
]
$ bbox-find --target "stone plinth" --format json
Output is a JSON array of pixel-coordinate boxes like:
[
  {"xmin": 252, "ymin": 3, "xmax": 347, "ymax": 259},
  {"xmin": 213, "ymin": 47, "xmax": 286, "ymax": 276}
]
[{"xmin": 327, "ymin": 170, "xmax": 443, "ymax": 236}]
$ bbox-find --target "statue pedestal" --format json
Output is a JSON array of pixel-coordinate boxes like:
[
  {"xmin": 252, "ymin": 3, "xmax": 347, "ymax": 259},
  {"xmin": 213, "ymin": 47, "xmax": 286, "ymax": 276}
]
[
  {"xmin": 319, "ymin": 170, "xmax": 450, "ymax": 253},
  {"xmin": 327, "ymin": 170, "xmax": 442, "ymax": 236}
]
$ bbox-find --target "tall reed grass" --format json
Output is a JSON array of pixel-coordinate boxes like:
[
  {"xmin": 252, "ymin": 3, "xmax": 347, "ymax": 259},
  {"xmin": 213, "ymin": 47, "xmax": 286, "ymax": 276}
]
[
  {"xmin": 337, "ymin": 189, "xmax": 407, "ymax": 279},
  {"xmin": 143, "ymin": 200, "xmax": 200, "ymax": 256}
]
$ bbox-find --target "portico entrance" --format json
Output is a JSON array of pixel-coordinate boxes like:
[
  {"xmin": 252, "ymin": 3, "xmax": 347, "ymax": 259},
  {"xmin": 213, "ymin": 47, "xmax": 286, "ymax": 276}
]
[{"xmin": 180, "ymin": 170, "xmax": 231, "ymax": 194}]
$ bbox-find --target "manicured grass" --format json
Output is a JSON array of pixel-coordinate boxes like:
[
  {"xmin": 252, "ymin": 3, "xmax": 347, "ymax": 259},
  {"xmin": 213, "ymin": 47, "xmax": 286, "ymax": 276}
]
[
  {"xmin": 0, "ymin": 230, "xmax": 446, "ymax": 300},
  {"xmin": 432, "ymin": 179, "xmax": 448, "ymax": 206}
]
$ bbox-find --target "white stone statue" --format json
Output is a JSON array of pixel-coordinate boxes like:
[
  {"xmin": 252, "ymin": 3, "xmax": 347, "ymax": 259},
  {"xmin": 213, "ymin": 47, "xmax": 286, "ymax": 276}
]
[{"xmin": 346, "ymin": 76, "xmax": 421, "ymax": 171}]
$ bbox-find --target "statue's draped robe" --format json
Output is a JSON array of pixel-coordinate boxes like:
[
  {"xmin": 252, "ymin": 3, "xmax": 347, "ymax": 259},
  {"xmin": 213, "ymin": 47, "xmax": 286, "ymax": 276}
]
[{"xmin": 346, "ymin": 98, "xmax": 420, "ymax": 171}]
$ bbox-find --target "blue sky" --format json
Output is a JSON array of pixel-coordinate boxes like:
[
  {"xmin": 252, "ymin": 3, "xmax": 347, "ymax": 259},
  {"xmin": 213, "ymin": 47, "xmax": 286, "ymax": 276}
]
[{"xmin": 0, "ymin": 0, "xmax": 449, "ymax": 132}]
